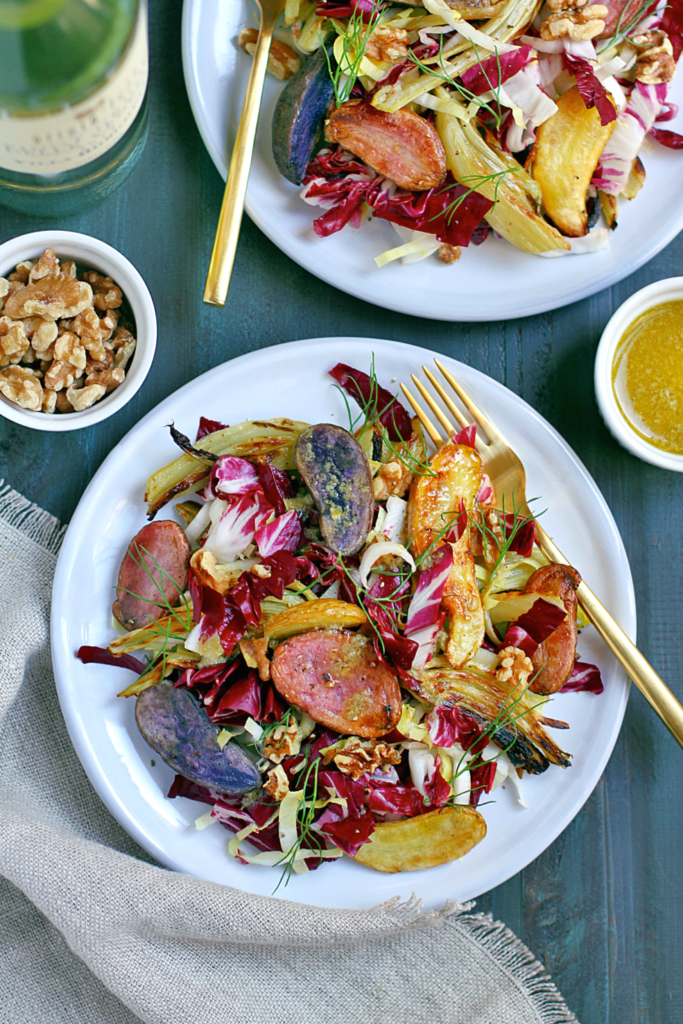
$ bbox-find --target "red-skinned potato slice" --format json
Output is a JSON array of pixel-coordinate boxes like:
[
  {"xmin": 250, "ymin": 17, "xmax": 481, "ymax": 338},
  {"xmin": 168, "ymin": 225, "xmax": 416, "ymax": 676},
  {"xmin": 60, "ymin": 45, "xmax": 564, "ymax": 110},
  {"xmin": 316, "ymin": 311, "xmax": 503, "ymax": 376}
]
[
  {"xmin": 271, "ymin": 628, "xmax": 402, "ymax": 737},
  {"xmin": 324, "ymin": 100, "xmax": 447, "ymax": 190},
  {"xmin": 113, "ymin": 521, "xmax": 190, "ymax": 632},
  {"xmin": 526, "ymin": 564, "xmax": 581, "ymax": 694},
  {"xmin": 353, "ymin": 806, "xmax": 486, "ymax": 872}
]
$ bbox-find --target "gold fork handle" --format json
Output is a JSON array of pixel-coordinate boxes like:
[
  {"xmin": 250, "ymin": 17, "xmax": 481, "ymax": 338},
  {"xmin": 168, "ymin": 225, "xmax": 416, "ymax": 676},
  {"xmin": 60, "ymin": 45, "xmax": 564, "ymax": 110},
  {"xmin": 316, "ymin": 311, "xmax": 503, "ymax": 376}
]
[
  {"xmin": 203, "ymin": 8, "xmax": 277, "ymax": 307},
  {"xmin": 537, "ymin": 525, "xmax": 683, "ymax": 749}
]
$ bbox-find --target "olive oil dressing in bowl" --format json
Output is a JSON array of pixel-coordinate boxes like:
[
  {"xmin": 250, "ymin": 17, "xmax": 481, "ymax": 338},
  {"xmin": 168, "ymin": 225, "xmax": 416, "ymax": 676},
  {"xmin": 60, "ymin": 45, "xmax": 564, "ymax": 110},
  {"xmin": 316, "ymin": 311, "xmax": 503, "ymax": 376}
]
[{"xmin": 595, "ymin": 279, "xmax": 683, "ymax": 471}]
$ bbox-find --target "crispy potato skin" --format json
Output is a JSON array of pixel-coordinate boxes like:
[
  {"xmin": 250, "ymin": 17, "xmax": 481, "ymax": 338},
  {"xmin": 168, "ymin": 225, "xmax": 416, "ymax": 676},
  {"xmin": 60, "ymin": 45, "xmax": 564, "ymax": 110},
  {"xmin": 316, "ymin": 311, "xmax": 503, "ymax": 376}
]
[
  {"xmin": 407, "ymin": 442, "xmax": 482, "ymax": 559},
  {"xmin": 324, "ymin": 100, "xmax": 447, "ymax": 190},
  {"xmin": 528, "ymin": 86, "xmax": 616, "ymax": 237},
  {"xmin": 354, "ymin": 806, "xmax": 486, "ymax": 872},
  {"xmin": 526, "ymin": 564, "xmax": 582, "ymax": 694},
  {"xmin": 271, "ymin": 628, "xmax": 402, "ymax": 737},
  {"xmin": 113, "ymin": 521, "xmax": 190, "ymax": 632}
]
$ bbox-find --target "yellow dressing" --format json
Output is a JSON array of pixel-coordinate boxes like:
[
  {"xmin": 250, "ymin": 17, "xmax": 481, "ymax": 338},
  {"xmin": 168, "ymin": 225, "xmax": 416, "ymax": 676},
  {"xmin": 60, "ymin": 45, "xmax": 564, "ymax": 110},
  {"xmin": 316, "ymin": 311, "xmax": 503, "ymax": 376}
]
[{"xmin": 612, "ymin": 300, "xmax": 683, "ymax": 455}]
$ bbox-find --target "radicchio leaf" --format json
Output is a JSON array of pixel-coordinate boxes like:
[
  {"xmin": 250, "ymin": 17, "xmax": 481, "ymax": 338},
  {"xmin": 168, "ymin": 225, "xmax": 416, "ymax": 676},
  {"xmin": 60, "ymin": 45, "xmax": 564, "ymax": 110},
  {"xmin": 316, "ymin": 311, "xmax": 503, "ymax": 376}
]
[
  {"xmin": 469, "ymin": 761, "xmax": 497, "ymax": 807},
  {"xmin": 203, "ymin": 492, "xmax": 267, "ymax": 563},
  {"xmin": 365, "ymin": 599, "xmax": 419, "ymax": 670},
  {"xmin": 319, "ymin": 812, "xmax": 376, "ymax": 856},
  {"xmin": 661, "ymin": 0, "xmax": 683, "ymax": 60},
  {"xmin": 208, "ymin": 456, "xmax": 260, "ymax": 498},
  {"xmin": 329, "ymin": 362, "xmax": 413, "ymax": 441},
  {"xmin": 560, "ymin": 660, "xmax": 604, "ymax": 694},
  {"xmin": 371, "ymin": 174, "xmax": 494, "ymax": 248},
  {"xmin": 404, "ymin": 545, "xmax": 454, "ymax": 669},
  {"xmin": 76, "ymin": 645, "xmax": 145, "ymax": 676},
  {"xmin": 453, "ymin": 423, "xmax": 476, "ymax": 448},
  {"xmin": 460, "ymin": 45, "xmax": 533, "ymax": 95},
  {"xmin": 211, "ymin": 670, "xmax": 262, "ymax": 722},
  {"xmin": 649, "ymin": 126, "xmax": 683, "ymax": 149},
  {"xmin": 367, "ymin": 782, "xmax": 424, "ymax": 817},
  {"xmin": 254, "ymin": 509, "xmax": 302, "ymax": 557},
  {"xmin": 424, "ymin": 758, "xmax": 451, "ymax": 807},
  {"xmin": 563, "ymin": 54, "xmax": 616, "ymax": 126},
  {"xmin": 426, "ymin": 704, "xmax": 484, "ymax": 750},
  {"xmin": 257, "ymin": 464, "xmax": 293, "ymax": 516},
  {"xmin": 196, "ymin": 416, "xmax": 228, "ymax": 440}
]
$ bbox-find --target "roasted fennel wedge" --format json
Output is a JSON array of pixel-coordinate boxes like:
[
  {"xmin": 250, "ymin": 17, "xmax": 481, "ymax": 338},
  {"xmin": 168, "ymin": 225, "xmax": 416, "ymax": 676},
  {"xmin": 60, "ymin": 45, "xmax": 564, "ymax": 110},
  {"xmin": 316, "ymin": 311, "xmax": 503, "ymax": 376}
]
[
  {"xmin": 145, "ymin": 419, "xmax": 309, "ymax": 518},
  {"xmin": 406, "ymin": 661, "xmax": 571, "ymax": 772},
  {"xmin": 436, "ymin": 112, "xmax": 569, "ymax": 255}
]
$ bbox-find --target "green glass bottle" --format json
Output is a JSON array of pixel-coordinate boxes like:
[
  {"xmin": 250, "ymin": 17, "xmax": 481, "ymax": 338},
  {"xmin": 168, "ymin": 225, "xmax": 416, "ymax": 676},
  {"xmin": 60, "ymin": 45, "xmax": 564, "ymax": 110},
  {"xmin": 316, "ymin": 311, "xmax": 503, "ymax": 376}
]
[{"xmin": 0, "ymin": 0, "xmax": 149, "ymax": 216}]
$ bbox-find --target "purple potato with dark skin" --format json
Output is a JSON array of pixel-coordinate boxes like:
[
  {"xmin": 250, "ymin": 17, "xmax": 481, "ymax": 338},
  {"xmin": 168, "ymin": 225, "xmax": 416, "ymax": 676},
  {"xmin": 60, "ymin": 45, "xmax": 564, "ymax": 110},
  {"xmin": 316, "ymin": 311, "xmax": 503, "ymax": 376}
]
[
  {"xmin": 113, "ymin": 521, "xmax": 190, "ymax": 631},
  {"xmin": 295, "ymin": 424, "xmax": 374, "ymax": 556},
  {"xmin": 272, "ymin": 44, "xmax": 336, "ymax": 185},
  {"xmin": 135, "ymin": 682, "xmax": 261, "ymax": 794}
]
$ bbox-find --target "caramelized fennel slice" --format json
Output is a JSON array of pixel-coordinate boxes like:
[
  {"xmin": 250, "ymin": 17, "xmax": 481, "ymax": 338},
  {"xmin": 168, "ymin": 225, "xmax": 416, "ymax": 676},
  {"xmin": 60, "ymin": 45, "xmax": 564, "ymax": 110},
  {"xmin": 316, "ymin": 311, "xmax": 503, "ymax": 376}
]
[
  {"xmin": 406, "ymin": 663, "xmax": 572, "ymax": 772},
  {"xmin": 144, "ymin": 418, "xmax": 310, "ymax": 518},
  {"xmin": 436, "ymin": 112, "xmax": 569, "ymax": 255}
]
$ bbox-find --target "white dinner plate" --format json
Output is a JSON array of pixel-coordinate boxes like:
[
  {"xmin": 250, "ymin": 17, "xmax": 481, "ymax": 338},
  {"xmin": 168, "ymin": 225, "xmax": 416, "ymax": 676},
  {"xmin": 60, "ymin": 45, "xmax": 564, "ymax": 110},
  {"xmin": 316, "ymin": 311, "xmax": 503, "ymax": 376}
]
[
  {"xmin": 181, "ymin": 0, "xmax": 683, "ymax": 322},
  {"xmin": 51, "ymin": 337, "xmax": 635, "ymax": 909}
]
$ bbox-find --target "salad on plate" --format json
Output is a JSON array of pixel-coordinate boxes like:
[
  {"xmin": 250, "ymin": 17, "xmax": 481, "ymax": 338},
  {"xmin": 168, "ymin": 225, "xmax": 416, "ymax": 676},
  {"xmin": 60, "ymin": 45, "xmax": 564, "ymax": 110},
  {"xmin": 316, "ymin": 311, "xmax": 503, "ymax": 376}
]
[
  {"xmin": 240, "ymin": 0, "xmax": 683, "ymax": 268},
  {"xmin": 80, "ymin": 362, "xmax": 604, "ymax": 885}
]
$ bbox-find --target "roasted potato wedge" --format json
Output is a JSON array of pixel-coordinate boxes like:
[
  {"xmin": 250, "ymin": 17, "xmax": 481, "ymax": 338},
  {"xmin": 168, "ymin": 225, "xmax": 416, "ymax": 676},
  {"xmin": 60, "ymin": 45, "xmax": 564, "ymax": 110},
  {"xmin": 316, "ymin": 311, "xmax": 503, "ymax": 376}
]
[
  {"xmin": 407, "ymin": 441, "xmax": 482, "ymax": 559},
  {"xmin": 263, "ymin": 598, "xmax": 367, "ymax": 641},
  {"xmin": 526, "ymin": 565, "xmax": 581, "ymax": 695},
  {"xmin": 354, "ymin": 806, "xmax": 486, "ymax": 872},
  {"xmin": 437, "ymin": 111, "xmax": 569, "ymax": 254},
  {"xmin": 527, "ymin": 86, "xmax": 616, "ymax": 237}
]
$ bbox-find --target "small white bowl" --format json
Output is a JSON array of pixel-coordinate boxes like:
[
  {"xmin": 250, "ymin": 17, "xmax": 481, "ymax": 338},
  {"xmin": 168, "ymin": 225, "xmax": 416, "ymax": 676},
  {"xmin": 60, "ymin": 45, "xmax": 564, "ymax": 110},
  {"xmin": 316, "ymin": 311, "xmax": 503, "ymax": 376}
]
[
  {"xmin": 595, "ymin": 277, "xmax": 683, "ymax": 472},
  {"xmin": 0, "ymin": 230, "xmax": 156, "ymax": 432}
]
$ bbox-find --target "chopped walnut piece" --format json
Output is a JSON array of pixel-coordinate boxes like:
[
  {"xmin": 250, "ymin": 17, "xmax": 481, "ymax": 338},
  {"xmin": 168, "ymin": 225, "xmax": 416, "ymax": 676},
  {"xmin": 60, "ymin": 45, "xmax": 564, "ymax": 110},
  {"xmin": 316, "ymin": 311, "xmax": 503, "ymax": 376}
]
[
  {"xmin": 55, "ymin": 331, "xmax": 87, "ymax": 371},
  {"xmin": 546, "ymin": 0, "xmax": 589, "ymax": 10},
  {"xmin": 11, "ymin": 261, "xmax": 34, "ymax": 284},
  {"xmin": 238, "ymin": 28, "xmax": 301, "ymax": 79},
  {"xmin": 28, "ymin": 248, "xmax": 59, "ymax": 283},
  {"xmin": 190, "ymin": 548, "xmax": 244, "ymax": 594},
  {"xmin": 496, "ymin": 645, "xmax": 534, "ymax": 691},
  {"xmin": 80, "ymin": 270, "xmax": 123, "ymax": 310},
  {"xmin": 66, "ymin": 383, "xmax": 106, "ymax": 411},
  {"xmin": 264, "ymin": 765, "xmax": 290, "ymax": 802},
  {"xmin": 540, "ymin": 5, "xmax": 607, "ymax": 40},
  {"xmin": 98, "ymin": 308, "xmax": 119, "ymax": 343},
  {"xmin": 55, "ymin": 391, "xmax": 73, "ymax": 413},
  {"xmin": 240, "ymin": 637, "xmax": 272, "ymax": 681},
  {"xmin": 84, "ymin": 367, "xmax": 125, "ymax": 392},
  {"xmin": 373, "ymin": 459, "xmax": 412, "ymax": 500},
  {"xmin": 0, "ymin": 278, "xmax": 10, "ymax": 300},
  {"xmin": 251, "ymin": 563, "xmax": 272, "ymax": 579},
  {"xmin": 0, "ymin": 317, "xmax": 29, "ymax": 365},
  {"xmin": 111, "ymin": 326, "xmax": 136, "ymax": 369},
  {"xmin": 69, "ymin": 307, "xmax": 107, "ymax": 360},
  {"xmin": 31, "ymin": 319, "xmax": 59, "ymax": 354},
  {"xmin": 329, "ymin": 737, "xmax": 402, "ymax": 780},
  {"xmin": 366, "ymin": 24, "xmax": 410, "ymax": 61},
  {"xmin": 439, "ymin": 244, "xmax": 462, "ymax": 264},
  {"xmin": 264, "ymin": 718, "xmax": 301, "ymax": 764},
  {"xmin": 635, "ymin": 34, "xmax": 675, "ymax": 84},
  {"xmin": 42, "ymin": 390, "xmax": 57, "ymax": 414},
  {"xmin": 4, "ymin": 273, "xmax": 91, "ymax": 321},
  {"xmin": 86, "ymin": 348, "xmax": 114, "ymax": 374},
  {"xmin": 44, "ymin": 360, "xmax": 76, "ymax": 392},
  {"xmin": 0, "ymin": 365, "xmax": 43, "ymax": 410},
  {"xmin": 60, "ymin": 260, "xmax": 77, "ymax": 278}
]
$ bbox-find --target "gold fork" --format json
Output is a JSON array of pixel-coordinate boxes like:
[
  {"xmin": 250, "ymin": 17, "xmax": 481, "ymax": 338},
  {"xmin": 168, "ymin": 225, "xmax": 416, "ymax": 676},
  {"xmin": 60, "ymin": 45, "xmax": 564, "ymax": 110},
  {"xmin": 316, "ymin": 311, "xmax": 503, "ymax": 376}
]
[
  {"xmin": 401, "ymin": 359, "xmax": 683, "ymax": 750},
  {"xmin": 203, "ymin": 0, "xmax": 286, "ymax": 307}
]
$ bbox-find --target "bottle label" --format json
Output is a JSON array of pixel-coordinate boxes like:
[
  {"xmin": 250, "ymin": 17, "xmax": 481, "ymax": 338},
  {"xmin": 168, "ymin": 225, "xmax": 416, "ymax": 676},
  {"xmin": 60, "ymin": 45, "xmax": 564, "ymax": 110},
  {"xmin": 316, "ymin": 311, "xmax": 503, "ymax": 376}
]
[{"xmin": 0, "ymin": 8, "xmax": 148, "ymax": 176}]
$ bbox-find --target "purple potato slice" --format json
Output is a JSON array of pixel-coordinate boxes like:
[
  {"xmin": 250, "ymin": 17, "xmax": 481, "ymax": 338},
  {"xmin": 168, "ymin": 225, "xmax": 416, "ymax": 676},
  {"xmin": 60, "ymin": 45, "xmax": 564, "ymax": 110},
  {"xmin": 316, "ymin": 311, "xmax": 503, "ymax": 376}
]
[
  {"xmin": 135, "ymin": 682, "xmax": 261, "ymax": 794},
  {"xmin": 272, "ymin": 45, "xmax": 335, "ymax": 185},
  {"xmin": 295, "ymin": 423, "xmax": 374, "ymax": 556}
]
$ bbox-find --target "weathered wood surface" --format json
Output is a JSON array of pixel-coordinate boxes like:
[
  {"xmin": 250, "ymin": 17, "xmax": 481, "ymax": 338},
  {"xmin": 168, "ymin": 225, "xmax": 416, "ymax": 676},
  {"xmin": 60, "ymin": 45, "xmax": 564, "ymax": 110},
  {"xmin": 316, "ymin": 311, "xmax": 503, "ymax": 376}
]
[{"xmin": 1, "ymin": 3, "xmax": 682, "ymax": 1020}]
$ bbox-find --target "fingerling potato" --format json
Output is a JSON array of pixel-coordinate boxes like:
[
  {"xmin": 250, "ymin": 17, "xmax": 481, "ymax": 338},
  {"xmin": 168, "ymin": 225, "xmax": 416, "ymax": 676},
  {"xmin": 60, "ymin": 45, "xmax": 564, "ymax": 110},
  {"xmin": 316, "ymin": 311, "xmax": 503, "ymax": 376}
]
[{"xmin": 353, "ymin": 805, "xmax": 486, "ymax": 872}]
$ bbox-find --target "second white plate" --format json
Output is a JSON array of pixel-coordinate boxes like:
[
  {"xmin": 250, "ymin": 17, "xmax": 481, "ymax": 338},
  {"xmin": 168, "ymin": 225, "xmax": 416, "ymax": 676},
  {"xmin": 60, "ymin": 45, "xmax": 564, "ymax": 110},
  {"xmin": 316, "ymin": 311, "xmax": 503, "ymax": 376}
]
[
  {"xmin": 182, "ymin": 0, "xmax": 683, "ymax": 322},
  {"xmin": 51, "ymin": 337, "xmax": 634, "ymax": 909}
]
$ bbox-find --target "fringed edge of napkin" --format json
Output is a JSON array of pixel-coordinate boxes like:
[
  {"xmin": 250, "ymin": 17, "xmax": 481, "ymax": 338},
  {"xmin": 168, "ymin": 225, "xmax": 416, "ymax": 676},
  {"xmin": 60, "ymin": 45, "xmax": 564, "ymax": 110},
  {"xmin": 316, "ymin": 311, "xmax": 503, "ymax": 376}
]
[
  {"xmin": 0, "ymin": 480, "xmax": 65, "ymax": 556},
  {"xmin": 459, "ymin": 910, "xmax": 580, "ymax": 1024}
]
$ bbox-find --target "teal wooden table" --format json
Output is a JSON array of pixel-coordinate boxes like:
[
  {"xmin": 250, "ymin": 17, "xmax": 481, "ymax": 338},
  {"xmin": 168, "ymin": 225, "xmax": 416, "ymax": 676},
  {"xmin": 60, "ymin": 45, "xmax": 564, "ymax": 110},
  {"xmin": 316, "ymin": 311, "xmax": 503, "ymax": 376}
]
[{"xmin": 1, "ymin": 3, "xmax": 681, "ymax": 1020}]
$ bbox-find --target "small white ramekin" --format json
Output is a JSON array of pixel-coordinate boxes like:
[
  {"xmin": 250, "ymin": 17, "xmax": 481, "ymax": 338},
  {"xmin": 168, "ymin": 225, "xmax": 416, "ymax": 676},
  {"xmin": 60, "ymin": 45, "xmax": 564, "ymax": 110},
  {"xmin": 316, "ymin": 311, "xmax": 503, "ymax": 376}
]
[
  {"xmin": 0, "ymin": 230, "xmax": 156, "ymax": 432},
  {"xmin": 595, "ymin": 277, "xmax": 683, "ymax": 472}
]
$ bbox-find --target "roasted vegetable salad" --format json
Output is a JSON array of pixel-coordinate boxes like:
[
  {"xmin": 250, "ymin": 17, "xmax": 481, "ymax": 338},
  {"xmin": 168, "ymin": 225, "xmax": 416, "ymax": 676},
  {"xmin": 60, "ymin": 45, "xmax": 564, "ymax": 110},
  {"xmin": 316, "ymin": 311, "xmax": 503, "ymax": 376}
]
[
  {"xmin": 249, "ymin": 0, "xmax": 683, "ymax": 267},
  {"xmin": 79, "ymin": 362, "xmax": 605, "ymax": 883}
]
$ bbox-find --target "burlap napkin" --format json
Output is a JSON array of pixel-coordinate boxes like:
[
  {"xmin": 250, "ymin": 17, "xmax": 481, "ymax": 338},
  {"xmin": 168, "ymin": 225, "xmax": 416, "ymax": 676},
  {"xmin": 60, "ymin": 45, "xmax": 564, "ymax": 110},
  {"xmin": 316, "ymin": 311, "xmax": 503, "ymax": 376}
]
[{"xmin": 0, "ymin": 481, "xmax": 579, "ymax": 1024}]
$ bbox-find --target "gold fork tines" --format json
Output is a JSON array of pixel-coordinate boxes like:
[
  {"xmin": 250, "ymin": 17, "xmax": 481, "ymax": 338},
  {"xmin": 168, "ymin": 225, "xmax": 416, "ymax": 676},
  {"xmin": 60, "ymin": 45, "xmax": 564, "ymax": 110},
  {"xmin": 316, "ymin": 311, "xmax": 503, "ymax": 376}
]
[{"xmin": 402, "ymin": 359, "xmax": 683, "ymax": 751}]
